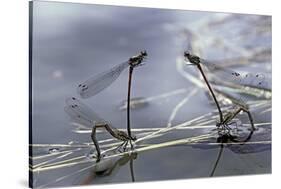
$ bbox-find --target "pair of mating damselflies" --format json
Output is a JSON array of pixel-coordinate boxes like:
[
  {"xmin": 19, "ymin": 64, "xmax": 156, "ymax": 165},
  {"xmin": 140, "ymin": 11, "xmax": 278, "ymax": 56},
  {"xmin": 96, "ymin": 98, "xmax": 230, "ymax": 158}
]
[
  {"xmin": 65, "ymin": 51, "xmax": 147, "ymax": 161},
  {"xmin": 65, "ymin": 50, "xmax": 265, "ymax": 160},
  {"xmin": 184, "ymin": 51, "xmax": 269, "ymax": 140}
]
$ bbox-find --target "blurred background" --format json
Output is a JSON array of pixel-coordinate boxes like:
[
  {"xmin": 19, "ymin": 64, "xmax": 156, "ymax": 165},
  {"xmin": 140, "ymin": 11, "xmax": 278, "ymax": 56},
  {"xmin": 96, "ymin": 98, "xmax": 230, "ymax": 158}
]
[{"xmin": 30, "ymin": 1, "xmax": 271, "ymax": 188}]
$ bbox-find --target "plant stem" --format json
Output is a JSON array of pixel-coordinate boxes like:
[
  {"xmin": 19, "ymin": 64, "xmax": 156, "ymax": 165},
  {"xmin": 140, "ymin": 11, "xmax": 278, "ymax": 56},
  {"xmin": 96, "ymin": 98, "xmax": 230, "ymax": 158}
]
[{"xmin": 197, "ymin": 64, "xmax": 223, "ymax": 123}]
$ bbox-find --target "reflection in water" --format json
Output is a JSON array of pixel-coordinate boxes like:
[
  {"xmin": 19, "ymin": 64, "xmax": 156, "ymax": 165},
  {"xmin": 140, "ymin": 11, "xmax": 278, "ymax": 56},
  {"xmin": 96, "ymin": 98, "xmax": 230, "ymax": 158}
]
[
  {"xmin": 30, "ymin": 120, "xmax": 270, "ymax": 187},
  {"xmin": 130, "ymin": 155, "xmax": 136, "ymax": 182},
  {"xmin": 210, "ymin": 143, "xmax": 224, "ymax": 177},
  {"xmin": 210, "ymin": 131, "xmax": 254, "ymax": 176},
  {"xmin": 80, "ymin": 152, "xmax": 137, "ymax": 185}
]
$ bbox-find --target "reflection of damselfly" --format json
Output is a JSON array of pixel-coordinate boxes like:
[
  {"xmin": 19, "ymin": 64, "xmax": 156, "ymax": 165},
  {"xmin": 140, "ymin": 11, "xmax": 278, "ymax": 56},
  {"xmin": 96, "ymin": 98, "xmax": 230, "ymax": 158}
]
[
  {"xmin": 210, "ymin": 130, "xmax": 254, "ymax": 177},
  {"xmin": 64, "ymin": 97, "xmax": 136, "ymax": 162},
  {"xmin": 184, "ymin": 51, "xmax": 260, "ymax": 139},
  {"xmin": 77, "ymin": 51, "xmax": 147, "ymax": 142},
  {"xmin": 80, "ymin": 152, "xmax": 137, "ymax": 184}
]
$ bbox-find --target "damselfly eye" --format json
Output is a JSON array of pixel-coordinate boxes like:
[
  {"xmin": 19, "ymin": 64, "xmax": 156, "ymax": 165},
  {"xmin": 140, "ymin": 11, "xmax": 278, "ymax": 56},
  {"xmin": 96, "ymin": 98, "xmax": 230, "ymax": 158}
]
[
  {"xmin": 142, "ymin": 50, "xmax": 147, "ymax": 56},
  {"xmin": 184, "ymin": 51, "xmax": 190, "ymax": 57}
]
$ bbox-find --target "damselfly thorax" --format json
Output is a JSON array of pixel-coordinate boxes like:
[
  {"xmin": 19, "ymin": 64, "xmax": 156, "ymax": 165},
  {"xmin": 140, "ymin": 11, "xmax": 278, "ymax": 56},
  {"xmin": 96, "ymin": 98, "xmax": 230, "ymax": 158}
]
[{"xmin": 128, "ymin": 51, "xmax": 147, "ymax": 67}]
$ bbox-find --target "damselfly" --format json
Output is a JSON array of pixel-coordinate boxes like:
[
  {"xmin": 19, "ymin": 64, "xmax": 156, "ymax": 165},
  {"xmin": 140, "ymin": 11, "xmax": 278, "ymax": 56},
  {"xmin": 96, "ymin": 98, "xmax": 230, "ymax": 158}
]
[
  {"xmin": 64, "ymin": 97, "xmax": 136, "ymax": 161},
  {"xmin": 77, "ymin": 51, "xmax": 148, "ymax": 142},
  {"xmin": 184, "ymin": 51, "xmax": 256, "ymax": 139}
]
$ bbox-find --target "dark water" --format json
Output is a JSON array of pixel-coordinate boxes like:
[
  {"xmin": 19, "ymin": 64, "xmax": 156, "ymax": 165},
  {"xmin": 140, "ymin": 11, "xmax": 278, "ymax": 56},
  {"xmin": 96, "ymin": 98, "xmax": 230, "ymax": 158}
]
[{"xmin": 30, "ymin": 1, "xmax": 271, "ymax": 188}]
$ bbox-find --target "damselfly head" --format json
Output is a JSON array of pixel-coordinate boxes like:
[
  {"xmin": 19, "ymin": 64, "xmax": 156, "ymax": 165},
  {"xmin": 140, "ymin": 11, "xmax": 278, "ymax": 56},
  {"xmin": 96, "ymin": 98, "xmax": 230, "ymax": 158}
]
[
  {"xmin": 184, "ymin": 51, "xmax": 200, "ymax": 65},
  {"xmin": 184, "ymin": 51, "xmax": 190, "ymax": 58},
  {"xmin": 140, "ymin": 50, "xmax": 147, "ymax": 57},
  {"xmin": 129, "ymin": 50, "xmax": 148, "ymax": 67}
]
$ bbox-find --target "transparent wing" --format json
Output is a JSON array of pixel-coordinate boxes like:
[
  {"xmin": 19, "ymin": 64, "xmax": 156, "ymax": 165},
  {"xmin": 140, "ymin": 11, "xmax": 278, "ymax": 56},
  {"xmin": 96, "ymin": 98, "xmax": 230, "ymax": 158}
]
[
  {"xmin": 64, "ymin": 106, "xmax": 92, "ymax": 128},
  {"xmin": 77, "ymin": 61, "xmax": 129, "ymax": 98},
  {"xmin": 64, "ymin": 97, "xmax": 106, "ymax": 128},
  {"xmin": 201, "ymin": 59, "xmax": 271, "ymax": 90},
  {"xmin": 227, "ymin": 119, "xmax": 243, "ymax": 134},
  {"xmin": 200, "ymin": 58, "xmax": 242, "ymax": 85},
  {"xmin": 240, "ymin": 73, "xmax": 271, "ymax": 90}
]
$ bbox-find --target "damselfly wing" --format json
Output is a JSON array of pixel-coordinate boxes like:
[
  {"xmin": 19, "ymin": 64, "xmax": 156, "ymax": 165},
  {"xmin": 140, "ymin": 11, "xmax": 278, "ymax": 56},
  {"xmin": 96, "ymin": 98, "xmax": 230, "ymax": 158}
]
[
  {"xmin": 184, "ymin": 52, "xmax": 271, "ymax": 91},
  {"xmin": 77, "ymin": 61, "xmax": 129, "ymax": 99},
  {"xmin": 64, "ymin": 97, "xmax": 107, "ymax": 128},
  {"xmin": 77, "ymin": 51, "xmax": 147, "ymax": 99},
  {"xmin": 65, "ymin": 97, "xmax": 122, "ymax": 135}
]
